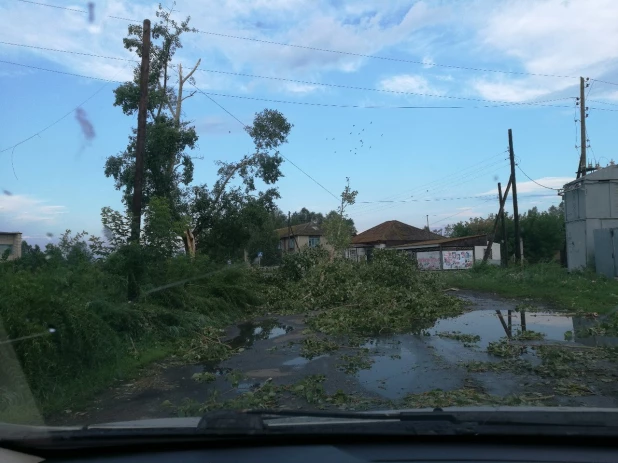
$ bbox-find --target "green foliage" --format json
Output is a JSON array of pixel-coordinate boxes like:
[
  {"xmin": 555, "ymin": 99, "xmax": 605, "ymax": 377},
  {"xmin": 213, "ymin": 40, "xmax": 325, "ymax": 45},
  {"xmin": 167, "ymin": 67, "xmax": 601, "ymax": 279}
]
[
  {"xmin": 323, "ymin": 178, "xmax": 358, "ymax": 253},
  {"xmin": 513, "ymin": 330, "xmax": 545, "ymax": 340},
  {"xmin": 443, "ymin": 262, "xmax": 618, "ymax": 313},
  {"xmin": 0, "ymin": 231, "xmax": 259, "ymax": 421},
  {"xmin": 402, "ymin": 388, "xmax": 552, "ymax": 408},
  {"xmin": 444, "ymin": 203, "xmax": 565, "ymax": 263},
  {"xmin": 262, "ymin": 248, "xmax": 463, "ymax": 335},
  {"xmin": 337, "ymin": 351, "xmax": 374, "ymax": 374},
  {"xmin": 487, "ymin": 340, "xmax": 524, "ymax": 357},
  {"xmin": 437, "ymin": 331, "xmax": 481, "ymax": 345},
  {"xmin": 300, "ymin": 336, "xmax": 339, "ymax": 359}
]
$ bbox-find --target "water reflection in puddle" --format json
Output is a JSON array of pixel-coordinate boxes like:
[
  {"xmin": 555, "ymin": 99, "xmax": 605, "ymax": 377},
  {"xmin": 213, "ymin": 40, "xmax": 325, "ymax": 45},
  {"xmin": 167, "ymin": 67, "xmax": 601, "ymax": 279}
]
[
  {"xmin": 282, "ymin": 355, "xmax": 327, "ymax": 368},
  {"xmin": 357, "ymin": 309, "xmax": 618, "ymax": 400},
  {"xmin": 229, "ymin": 319, "xmax": 294, "ymax": 349},
  {"xmin": 432, "ymin": 310, "xmax": 574, "ymax": 348}
]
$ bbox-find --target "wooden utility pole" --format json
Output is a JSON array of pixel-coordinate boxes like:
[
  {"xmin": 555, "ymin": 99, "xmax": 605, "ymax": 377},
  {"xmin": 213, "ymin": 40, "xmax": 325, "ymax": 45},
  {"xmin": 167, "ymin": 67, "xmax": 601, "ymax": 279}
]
[
  {"xmin": 498, "ymin": 182, "xmax": 508, "ymax": 267},
  {"xmin": 508, "ymin": 129, "xmax": 521, "ymax": 264},
  {"xmin": 128, "ymin": 19, "xmax": 151, "ymax": 300},
  {"xmin": 577, "ymin": 76, "xmax": 587, "ymax": 179},
  {"xmin": 426, "ymin": 215, "xmax": 430, "ymax": 239},
  {"xmin": 483, "ymin": 176, "xmax": 512, "ymax": 262}
]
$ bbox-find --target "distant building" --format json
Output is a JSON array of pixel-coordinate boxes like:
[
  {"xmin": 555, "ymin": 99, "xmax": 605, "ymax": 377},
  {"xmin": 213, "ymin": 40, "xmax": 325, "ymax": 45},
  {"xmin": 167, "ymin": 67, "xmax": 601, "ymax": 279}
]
[
  {"xmin": 276, "ymin": 222, "xmax": 333, "ymax": 253},
  {"xmin": 0, "ymin": 232, "xmax": 22, "ymax": 261},
  {"xmin": 345, "ymin": 220, "xmax": 443, "ymax": 262},
  {"xmin": 392, "ymin": 234, "xmax": 501, "ymax": 270},
  {"xmin": 562, "ymin": 165, "xmax": 618, "ymax": 270}
]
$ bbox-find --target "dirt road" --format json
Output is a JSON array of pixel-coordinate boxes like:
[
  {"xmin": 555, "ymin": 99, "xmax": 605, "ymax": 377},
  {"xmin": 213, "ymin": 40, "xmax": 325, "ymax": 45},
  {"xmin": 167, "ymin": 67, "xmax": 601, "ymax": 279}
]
[{"xmin": 53, "ymin": 291, "xmax": 618, "ymax": 425}]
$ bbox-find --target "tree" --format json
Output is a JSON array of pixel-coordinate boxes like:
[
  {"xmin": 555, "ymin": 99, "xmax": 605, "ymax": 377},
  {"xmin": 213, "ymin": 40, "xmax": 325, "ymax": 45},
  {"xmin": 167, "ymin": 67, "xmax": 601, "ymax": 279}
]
[
  {"xmin": 443, "ymin": 202, "xmax": 565, "ymax": 263},
  {"xmin": 105, "ymin": 3, "xmax": 200, "ymax": 214},
  {"xmin": 186, "ymin": 109, "xmax": 293, "ymax": 256},
  {"xmin": 323, "ymin": 178, "xmax": 358, "ymax": 255}
]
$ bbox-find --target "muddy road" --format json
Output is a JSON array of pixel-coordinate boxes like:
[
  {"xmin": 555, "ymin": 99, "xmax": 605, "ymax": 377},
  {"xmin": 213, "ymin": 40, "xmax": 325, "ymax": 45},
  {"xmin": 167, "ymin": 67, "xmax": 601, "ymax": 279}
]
[{"xmin": 54, "ymin": 291, "xmax": 618, "ymax": 425}]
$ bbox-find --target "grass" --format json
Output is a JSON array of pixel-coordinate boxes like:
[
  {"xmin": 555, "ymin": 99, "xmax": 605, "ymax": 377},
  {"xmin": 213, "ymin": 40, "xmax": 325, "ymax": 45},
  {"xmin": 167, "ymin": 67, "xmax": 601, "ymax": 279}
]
[{"xmin": 442, "ymin": 262, "xmax": 618, "ymax": 313}]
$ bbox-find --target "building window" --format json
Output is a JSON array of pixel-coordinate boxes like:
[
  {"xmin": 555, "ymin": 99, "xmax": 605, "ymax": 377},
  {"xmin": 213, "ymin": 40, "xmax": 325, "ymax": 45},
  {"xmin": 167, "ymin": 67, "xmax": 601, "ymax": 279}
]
[
  {"xmin": 288, "ymin": 238, "xmax": 295, "ymax": 250},
  {"xmin": 308, "ymin": 236, "xmax": 320, "ymax": 248},
  {"xmin": 277, "ymin": 240, "xmax": 282, "ymax": 250}
]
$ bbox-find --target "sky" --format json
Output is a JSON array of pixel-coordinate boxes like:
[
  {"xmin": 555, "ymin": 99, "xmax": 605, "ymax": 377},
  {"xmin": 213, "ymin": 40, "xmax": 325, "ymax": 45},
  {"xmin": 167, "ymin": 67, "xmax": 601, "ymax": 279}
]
[{"xmin": 2, "ymin": 0, "xmax": 618, "ymax": 248}]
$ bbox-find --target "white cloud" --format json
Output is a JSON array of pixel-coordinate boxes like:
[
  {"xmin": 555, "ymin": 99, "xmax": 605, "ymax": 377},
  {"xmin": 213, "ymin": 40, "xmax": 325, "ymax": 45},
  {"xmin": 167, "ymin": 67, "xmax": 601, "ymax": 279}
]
[
  {"xmin": 0, "ymin": 0, "xmax": 451, "ymax": 88},
  {"xmin": 0, "ymin": 194, "xmax": 68, "ymax": 225},
  {"xmin": 472, "ymin": 0, "xmax": 618, "ymax": 102},
  {"xmin": 378, "ymin": 74, "xmax": 444, "ymax": 95}
]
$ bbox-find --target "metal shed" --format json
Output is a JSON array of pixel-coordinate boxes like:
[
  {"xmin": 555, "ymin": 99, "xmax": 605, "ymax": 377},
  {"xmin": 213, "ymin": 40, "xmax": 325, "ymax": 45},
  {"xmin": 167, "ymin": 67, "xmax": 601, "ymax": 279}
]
[{"xmin": 562, "ymin": 165, "xmax": 618, "ymax": 270}]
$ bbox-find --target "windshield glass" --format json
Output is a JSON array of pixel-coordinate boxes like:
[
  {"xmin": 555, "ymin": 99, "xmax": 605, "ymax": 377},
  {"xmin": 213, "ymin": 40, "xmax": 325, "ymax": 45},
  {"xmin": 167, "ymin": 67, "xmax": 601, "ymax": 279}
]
[{"xmin": 2, "ymin": 0, "xmax": 618, "ymax": 432}]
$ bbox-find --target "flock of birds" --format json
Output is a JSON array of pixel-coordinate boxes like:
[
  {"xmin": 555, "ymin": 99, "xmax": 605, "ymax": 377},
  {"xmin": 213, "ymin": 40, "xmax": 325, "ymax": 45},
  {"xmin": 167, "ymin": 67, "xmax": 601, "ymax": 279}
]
[{"xmin": 325, "ymin": 121, "xmax": 385, "ymax": 156}]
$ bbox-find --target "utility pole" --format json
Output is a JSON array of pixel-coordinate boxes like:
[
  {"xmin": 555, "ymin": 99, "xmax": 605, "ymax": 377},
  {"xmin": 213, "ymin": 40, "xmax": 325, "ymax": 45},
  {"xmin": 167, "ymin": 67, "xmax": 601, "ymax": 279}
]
[
  {"xmin": 577, "ymin": 77, "xmax": 587, "ymax": 179},
  {"xmin": 498, "ymin": 182, "xmax": 508, "ymax": 267},
  {"xmin": 508, "ymin": 129, "xmax": 521, "ymax": 265},
  {"xmin": 426, "ymin": 215, "xmax": 430, "ymax": 239},
  {"xmin": 483, "ymin": 176, "xmax": 511, "ymax": 262},
  {"xmin": 128, "ymin": 19, "xmax": 151, "ymax": 300}
]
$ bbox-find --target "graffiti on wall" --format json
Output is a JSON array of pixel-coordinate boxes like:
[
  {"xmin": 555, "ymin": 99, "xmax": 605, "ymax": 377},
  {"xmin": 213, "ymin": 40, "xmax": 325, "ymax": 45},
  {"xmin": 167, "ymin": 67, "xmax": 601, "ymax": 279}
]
[
  {"xmin": 442, "ymin": 250, "xmax": 474, "ymax": 270},
  {"xmin": 417, "ymin": 251, "xmax": 441, "ymax": 270}
]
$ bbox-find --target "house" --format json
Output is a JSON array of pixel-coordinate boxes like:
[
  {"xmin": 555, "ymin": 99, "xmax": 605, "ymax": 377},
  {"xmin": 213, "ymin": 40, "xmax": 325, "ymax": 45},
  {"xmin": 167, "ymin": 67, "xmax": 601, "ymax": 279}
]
[
  {"xmin": 562, "ymin": 164, "xmax": 618, "ymax": 270},
  {"xmin": 393, "ymin": 234, "xmax": 501, "ymax": 270},
  {"xmin": 345, "ymin": 220, "xmax": 443, "ymax": 262},
  {"xmin": 0, "ymin": 232, "xmax": 22, "ymax": 261},
  {"xmin": 276, "ymin": 222, "xmax": 333, "ymax": 253}
]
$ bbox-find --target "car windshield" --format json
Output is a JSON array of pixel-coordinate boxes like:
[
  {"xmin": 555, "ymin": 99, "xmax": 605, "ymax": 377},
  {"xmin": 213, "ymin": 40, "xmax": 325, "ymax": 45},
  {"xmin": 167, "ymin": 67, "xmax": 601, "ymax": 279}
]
[{"xmin": 1, "ymin": 0, "xmax": 618, "ymax": 434}]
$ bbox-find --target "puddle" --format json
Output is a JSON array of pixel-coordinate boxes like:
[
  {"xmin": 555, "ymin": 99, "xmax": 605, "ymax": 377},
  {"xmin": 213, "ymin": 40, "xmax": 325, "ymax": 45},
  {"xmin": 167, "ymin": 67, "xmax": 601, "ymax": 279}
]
[
  {"xmin": 282, "ymin": 355, "xmax": 327, "ymax": 368},
  {"xmin": 358, "ymin": 335, "xmax": 463, "ymax": 400},
  {"xmin": 431, "ymin": 310, "xmax": 574, "ymax": 348},
  {"xmin": 229, "ymin": 319, "xmax": 294, "ymax": 349},
  {"xmin": 356, "ymin": 309, "xmax": 618, "ymax": 400}
]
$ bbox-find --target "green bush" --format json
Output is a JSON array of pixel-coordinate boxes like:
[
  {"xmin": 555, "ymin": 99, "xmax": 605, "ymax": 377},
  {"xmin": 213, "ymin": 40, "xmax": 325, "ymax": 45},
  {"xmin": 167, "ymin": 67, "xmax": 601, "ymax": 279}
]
[{"xmin": 0, "ymin": 236, "xmax": 259, "ymax": 420}]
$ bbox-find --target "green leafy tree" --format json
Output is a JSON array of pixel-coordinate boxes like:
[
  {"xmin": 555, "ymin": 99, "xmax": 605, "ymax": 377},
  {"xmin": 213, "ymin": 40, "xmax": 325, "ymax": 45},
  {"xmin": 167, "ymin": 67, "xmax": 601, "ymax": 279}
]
[
  {"xmin": 105, "ymin": 3, "xmax": 200, "ymax": 214},
  {"xmin": 187, "ymin": 109, "xmax": 293, "ymax": 255},
  {"xmin": 443, "ymin": 202, "xmax": 565, "ymax": 263},
  {"xmin": 323, "ymin": 178, "xmax": 358, "ymax": 254}
]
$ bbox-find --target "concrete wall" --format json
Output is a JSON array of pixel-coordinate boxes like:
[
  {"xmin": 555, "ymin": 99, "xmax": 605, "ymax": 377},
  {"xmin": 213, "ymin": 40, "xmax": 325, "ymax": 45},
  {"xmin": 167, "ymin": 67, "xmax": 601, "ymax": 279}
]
[
  {"xmin": 0, "ymin": 233, "xmax": 22, "ymax": 261},
  {"xmin": 280, "ymin": 235, "xmax": 333, "ymax": 253},
  {"xmin": 473, "ymin": 243, "xmax": 501, "ymax": 262},
  {"xmin": 565, "ymin": 179, "xmax": 618, "ymax": 270}
]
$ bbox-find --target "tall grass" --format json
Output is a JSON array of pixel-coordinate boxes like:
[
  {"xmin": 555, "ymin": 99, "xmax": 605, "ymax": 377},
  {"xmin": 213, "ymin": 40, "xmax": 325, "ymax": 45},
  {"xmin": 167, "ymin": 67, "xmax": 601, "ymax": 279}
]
[
  {"xmin": 443, "ymin": 262, "xmax": 618, "ymax": 313},
  {"xmin": 0, "ymin": 246, "xmax": 259, "ymax": 422}
]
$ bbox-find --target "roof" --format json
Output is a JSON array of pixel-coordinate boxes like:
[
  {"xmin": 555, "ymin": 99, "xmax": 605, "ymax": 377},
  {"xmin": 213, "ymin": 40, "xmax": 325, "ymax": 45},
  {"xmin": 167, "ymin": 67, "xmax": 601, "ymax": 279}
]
[
  {"xmin": 564, "ymin": 164, "xmax": 618, "ymax": 188},
  {"xmin": 392, "ymin": 234, "xmax": 487, "ymax": 248},
  {"xmin": 276, "ymin": 222, "xmax": 324, "ymax": 239},
  {"xmin": 351, "ymin": 220, "xmax": 443, "ymax": 245},
  {"xmin": 0, "ymin": 232, "xmax": 22, "ymax": 235}
]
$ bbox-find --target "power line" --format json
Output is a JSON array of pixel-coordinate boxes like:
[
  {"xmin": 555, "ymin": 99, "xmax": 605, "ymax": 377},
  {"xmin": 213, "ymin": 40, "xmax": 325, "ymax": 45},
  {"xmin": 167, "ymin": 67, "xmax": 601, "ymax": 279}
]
[
  {"xmin": 189, "ymin": 83, "xmax": 339, "ymax": 201},
  {"xmin": 0, "ymin": 60, "xmax": 122, "ymax": 82},
  {"xmin": 0, "ymin": 41, "xmax": 136, "ymax": 62},
  {"xmin": 590, "ymin": 78, "xmax": 618, "ymax": 87},
  {"xmin": 1, "ymin": 39, "xmax": 577, "ymax": 108},
  {"xmin": 589, "ymin": 99, "xmax": 618, "ymax": 107},
  {"xmin": 192, "ymin": 67, "xmax": 574, "ymax": 107},
  {"xmin": 0, "ymin": 63, "xmax": 130, "ymax": 154},
  {"xmin": 189, "ymin": 91, "xmax": 465, "ymax": 109},
  {"xmin": 357, "ymin": 194, "xmax": 496, "ymax": 204},
  {"xmin": 351, "ymin": 151, "xmax": 509, "ymax": 210},
  {"xmin": 17, "ymin": 0, "xmax": 579, "ymax": 80},
  {"xmin": 17, "ymin": 0, "xmax": 86, "ymax": 13},
  {"xmin": 515, "ymin": 165, "xmax": 561, "ymax": 191}
]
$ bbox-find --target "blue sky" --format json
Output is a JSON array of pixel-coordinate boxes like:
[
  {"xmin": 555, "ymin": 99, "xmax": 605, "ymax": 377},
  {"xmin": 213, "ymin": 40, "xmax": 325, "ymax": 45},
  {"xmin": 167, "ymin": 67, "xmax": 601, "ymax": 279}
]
[{"xmin": 2, "ymin": 0, "xmax": 618, "ymax": 247}]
